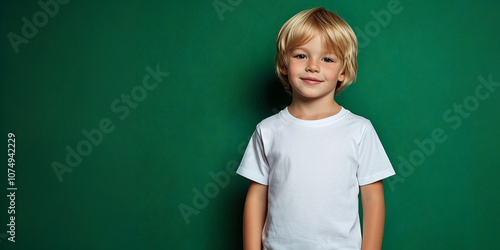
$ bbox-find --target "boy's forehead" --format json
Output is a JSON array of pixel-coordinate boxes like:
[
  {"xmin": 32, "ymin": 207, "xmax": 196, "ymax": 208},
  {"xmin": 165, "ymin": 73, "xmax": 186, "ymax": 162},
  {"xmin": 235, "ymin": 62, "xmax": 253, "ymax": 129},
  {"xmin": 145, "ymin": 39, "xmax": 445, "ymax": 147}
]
[{"xmin": 290, "ymin": 32, "xmax": 341, "ymax": 54}]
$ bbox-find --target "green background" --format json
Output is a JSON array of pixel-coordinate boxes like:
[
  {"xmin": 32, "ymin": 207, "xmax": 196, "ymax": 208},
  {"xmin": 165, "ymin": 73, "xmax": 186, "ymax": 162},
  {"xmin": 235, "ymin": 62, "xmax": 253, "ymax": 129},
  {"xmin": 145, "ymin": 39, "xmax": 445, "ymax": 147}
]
[{"xmin": 1, "ymin": 0, "xmax": 499, "ymax": 249}]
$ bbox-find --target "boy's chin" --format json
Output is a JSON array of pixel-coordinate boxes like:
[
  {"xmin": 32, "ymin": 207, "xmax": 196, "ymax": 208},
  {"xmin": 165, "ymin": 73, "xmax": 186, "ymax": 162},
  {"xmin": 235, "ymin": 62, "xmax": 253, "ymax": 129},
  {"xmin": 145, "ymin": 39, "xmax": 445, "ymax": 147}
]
[
  {"xmin": 293, "ymin": 92, "xmax": 335, "ymax": 101},
  {"xmin": 291, "ymin": 88, "xmax": 336, "ymax": 101}
]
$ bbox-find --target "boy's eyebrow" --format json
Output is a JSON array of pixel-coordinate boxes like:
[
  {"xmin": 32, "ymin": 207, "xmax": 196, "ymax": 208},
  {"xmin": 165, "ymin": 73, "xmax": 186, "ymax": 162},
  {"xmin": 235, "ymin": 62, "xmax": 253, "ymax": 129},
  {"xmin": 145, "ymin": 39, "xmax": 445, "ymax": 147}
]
[
  {"xmin": 291, "ymin": 48, "xmax": 339, "ymax": 57},
  {"xmin": 291, "ymin": 47, "xmax": 307, "ymax": 52}
]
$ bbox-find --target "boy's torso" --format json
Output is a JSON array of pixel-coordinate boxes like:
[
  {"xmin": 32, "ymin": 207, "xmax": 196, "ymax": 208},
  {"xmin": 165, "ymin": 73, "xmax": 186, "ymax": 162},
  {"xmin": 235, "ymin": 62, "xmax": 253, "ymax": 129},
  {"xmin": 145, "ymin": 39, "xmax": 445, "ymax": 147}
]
[{"xmin": 259, "ymin": 107, "xmax": 366, "ymax": 249}]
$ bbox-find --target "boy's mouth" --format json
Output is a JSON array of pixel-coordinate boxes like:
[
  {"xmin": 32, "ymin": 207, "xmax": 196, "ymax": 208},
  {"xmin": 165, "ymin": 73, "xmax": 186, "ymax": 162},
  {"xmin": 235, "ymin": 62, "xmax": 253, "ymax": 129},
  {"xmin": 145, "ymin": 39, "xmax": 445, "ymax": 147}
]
[{"xmin": 301, "ymin": 77, "xmax": 323, "ymax": 85}]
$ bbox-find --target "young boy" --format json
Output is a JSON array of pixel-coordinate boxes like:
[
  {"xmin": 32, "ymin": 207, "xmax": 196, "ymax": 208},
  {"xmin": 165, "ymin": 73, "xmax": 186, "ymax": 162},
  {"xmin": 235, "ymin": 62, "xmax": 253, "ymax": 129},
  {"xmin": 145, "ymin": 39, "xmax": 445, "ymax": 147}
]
[{"xmin": 237, "ymin": 7, "xmax": 395, "ymax": 250}]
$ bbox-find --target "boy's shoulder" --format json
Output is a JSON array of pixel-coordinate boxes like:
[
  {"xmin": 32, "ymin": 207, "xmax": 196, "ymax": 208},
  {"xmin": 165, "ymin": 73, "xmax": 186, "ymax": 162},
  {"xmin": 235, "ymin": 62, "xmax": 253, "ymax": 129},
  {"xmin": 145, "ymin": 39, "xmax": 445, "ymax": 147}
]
[
  {"xmin": 255, "ymin": 111, "xmax": 284, "ymax": 130},
  {"xmin": 342, "ymin": 108, "xmax": 372, "ymax": 125}
]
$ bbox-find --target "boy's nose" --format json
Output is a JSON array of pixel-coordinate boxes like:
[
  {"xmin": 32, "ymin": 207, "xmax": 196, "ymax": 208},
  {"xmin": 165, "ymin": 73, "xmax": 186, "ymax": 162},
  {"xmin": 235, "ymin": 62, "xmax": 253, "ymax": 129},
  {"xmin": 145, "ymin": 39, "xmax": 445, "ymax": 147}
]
[{"xmin": 306, "ymin": 61, "xmax": 319, "ymax": 72}]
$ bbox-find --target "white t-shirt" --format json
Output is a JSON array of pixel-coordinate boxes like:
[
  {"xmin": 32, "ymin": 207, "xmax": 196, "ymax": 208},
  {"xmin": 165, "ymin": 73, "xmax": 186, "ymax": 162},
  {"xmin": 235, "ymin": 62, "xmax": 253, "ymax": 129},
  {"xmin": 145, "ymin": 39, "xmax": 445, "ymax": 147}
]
[{"xmin": 237, "ymin": 107, "xmax": 395, "ymax": 250}]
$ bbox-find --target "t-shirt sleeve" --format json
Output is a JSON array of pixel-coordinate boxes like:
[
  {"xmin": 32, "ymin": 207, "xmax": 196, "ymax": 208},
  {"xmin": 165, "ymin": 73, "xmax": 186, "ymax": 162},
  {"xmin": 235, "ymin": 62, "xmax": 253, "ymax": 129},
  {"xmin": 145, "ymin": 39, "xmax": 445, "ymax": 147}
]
[
  {"xmin": 357, "ymin": 121, "xmax": 396, "ymax": 186},
  {"xmin": 236, "ymin": 127, "xmax": 269, "ymax": 185}
]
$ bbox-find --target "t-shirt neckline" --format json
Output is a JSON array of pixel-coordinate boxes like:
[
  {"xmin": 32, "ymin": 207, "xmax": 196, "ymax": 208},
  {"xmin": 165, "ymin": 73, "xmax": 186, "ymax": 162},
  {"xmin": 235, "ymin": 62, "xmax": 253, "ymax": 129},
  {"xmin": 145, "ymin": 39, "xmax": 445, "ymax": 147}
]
[{"xmin": 280, "ymin": 106, "xmax": 348, "ymax": 127}]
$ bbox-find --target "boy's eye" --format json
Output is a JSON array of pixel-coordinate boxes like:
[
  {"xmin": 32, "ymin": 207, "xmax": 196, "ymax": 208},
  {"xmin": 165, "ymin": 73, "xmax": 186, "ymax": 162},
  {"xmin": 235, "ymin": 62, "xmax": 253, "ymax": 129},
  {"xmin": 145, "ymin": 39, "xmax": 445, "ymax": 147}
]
[
  {"xmin": 323, "ymin": 57, "xmax": 334, "ymax": 63},
  {"xmin": 293, "ymin": 54, "xmax": 306, "ymax": 59}
]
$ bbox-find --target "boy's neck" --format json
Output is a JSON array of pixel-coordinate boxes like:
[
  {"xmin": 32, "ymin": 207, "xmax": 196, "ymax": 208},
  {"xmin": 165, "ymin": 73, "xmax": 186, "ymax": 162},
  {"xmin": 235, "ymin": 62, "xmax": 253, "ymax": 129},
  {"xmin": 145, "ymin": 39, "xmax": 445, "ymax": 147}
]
[{"xmin": 288, "ymin": 97, "xmax": 342, "ymax": 120}]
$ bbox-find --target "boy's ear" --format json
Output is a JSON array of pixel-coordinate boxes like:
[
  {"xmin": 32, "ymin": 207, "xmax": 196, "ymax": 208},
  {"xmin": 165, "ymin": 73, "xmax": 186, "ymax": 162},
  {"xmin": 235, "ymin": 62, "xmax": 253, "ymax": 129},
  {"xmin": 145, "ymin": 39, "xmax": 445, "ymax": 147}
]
[
  {"xmin": 279, "ymin": 66, "xmax": 288, "ymax": 76},
  {"xmin": 338, "ymin": 72, "xmax": 345, "ymax": 82}
]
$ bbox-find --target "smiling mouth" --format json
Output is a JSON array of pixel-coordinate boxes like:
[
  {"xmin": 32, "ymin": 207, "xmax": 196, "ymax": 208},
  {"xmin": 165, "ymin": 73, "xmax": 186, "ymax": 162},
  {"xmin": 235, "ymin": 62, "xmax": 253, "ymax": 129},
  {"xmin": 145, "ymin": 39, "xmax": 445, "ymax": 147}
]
[{"xmin": 301, "ymin": 77, "xmax": 323, "ymax": 85}]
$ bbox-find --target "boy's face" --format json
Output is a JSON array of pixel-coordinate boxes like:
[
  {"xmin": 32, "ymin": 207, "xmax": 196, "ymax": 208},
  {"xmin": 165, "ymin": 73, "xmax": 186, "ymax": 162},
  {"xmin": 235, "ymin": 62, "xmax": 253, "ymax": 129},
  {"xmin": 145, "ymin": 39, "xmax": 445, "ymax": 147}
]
[{"xmin": 282, "ymin": 36, "xmax": 345, "ymax": 100}]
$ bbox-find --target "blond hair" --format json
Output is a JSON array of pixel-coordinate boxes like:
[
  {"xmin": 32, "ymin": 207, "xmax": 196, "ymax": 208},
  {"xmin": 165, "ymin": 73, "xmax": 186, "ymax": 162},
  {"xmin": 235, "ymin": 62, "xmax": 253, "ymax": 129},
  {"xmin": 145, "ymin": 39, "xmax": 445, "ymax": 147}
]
[{"xmin": 275, "ymin": 7, "xmax": 358, "ymax": 95}]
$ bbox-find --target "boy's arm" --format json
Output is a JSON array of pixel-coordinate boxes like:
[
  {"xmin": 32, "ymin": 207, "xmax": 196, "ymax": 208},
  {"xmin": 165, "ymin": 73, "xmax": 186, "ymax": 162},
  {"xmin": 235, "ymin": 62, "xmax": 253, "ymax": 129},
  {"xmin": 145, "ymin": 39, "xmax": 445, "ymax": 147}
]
[
  {"xmin": 243, "ymin": 181, "xmax": 268, "ymax": 250},
  {"xmin": 360, "ymin": 180, "xmax": 386, "ymax": 250}
]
